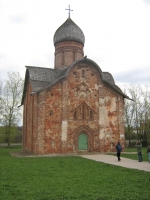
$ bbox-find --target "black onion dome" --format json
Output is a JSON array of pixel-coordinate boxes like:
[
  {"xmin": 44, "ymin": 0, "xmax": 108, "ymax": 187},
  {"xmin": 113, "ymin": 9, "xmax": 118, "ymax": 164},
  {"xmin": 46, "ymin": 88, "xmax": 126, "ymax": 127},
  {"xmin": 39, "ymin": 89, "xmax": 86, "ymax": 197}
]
[{"xmin": 53, "ymin": 18, "xmax": 85, "ymax": 45}]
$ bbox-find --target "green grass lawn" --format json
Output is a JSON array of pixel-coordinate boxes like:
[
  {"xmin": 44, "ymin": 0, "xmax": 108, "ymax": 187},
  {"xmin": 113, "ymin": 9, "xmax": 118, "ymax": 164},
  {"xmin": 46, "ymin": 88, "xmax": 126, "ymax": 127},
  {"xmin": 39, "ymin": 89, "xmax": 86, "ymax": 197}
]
[
  {"xmin": 125, "ymin": 147, "xmax": 147, "ymax": 153},
  {"xmin": 0, "ymin": 146, "xmax": 150, "ymax": 200}
]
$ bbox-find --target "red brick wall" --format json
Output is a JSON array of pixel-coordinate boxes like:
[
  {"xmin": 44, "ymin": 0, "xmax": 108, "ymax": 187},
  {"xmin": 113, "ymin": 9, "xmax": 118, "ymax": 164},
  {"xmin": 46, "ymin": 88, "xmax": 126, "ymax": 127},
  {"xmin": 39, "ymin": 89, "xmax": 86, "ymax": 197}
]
[
  {"xmin": 44, "ymin": 83, "xmax": 62, "ymax": 154},
  {"xmin": 23, "ymin": 61, "xmax": 125, "ymax": 154},
  {"xmin": 23, "ymin": 81, "xmax": 34, "ymax": 153}
]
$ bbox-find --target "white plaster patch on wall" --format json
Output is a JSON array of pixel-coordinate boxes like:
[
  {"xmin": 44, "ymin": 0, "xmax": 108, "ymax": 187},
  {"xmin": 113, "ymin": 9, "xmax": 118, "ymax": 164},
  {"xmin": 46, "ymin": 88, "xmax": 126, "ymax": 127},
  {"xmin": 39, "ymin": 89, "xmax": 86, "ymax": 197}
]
[
  {"xmin": 68, "ymin": 100, "xmax": 70, "ymax": 105},
  {"xmin": 95, "ymin": 101, "xmax": 98, "ymax": 107},
  {"xmin": 105, "ymin": 96, "xmax": 111, "ymax": 104},
  {"xmin": 111, "ymin": 118, "xmax": 117, "ymax": 126},
  {"xmin": 99, "ymin": 106, "xmax": 109, "ymax": 126},
  {"xmin": 120, "ymin": 134, "xmax": 124, "ymax": 138},
  {"xmin": 51, "ymin": 140, "xmax": 55, "ymax": 147},
  {"xmin": 99, "ymin": 128, "xmax": 105, "ymax": 139},
  {"xmin": 95, "ymin": 84, "xmax": 98, "ymax": 90},
  {"xmin": 99, "ymin": 98, "xmax": 105, "ymax": 106},
  {"xmin": 61, "ymin": 120, "xmax": 68, "ymax": 141},
  {"xmin": 110, "ymin": 97, "xmax": 116, "ymax": 112}
]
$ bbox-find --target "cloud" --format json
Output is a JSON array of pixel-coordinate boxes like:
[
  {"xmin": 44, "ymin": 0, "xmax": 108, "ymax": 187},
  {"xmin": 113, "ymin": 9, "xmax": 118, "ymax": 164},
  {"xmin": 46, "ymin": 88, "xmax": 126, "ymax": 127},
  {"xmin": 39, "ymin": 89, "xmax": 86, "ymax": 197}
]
[
  {"xmin": 114, "ymin": 65, "xmax": 150, "ymax": 84},
  {"xmin": 0, "ymin": 53, "xmax": 5, "ymax": 59},
  {"xmin": 0, "ymin": 0, "xmax": 150, "ymax": 86},
  {"xmin": 143, "ymin": 0, "xmax": 150, "ymax": 5},
  {"xmin": 9, "ymin": 14, "xmax": 25, "ymax": 24}
]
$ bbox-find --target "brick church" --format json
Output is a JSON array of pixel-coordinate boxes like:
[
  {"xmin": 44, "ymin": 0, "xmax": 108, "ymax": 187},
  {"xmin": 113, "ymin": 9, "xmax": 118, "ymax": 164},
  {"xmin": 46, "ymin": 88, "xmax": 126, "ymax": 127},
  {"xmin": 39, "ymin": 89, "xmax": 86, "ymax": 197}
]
[{"xmin": 21, "ymin": 16, "xmax": 130, "ymax": 154}]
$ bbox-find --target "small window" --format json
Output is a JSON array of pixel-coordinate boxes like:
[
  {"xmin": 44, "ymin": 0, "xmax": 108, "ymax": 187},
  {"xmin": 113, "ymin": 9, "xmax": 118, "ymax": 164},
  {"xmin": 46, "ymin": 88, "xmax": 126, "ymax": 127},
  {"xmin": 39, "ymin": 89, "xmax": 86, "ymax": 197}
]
[
  {"xmin": 50, "ymin": 110, "xmax": 53, "ymax": 116},
  {"xmin": 82, "ymin": 105, "xmax": 85, "ymax": 119},
  {"xmin": 82, "ymin": 70, "xmax": 85, "ymax": 78},
  {"xmin": 73, "ymin": 51, "xmax": 76, "ymax": 61},
  {"xmin": 90, "ymin": 111, "xmax": 93, "ymax": 120},
  {"xmin": 61, "ymin": 51, "xmax": 64, "ymax": 65},
  {"xmin": 74, "ymin": 111, "xmax": 77, "ymax": 119}
]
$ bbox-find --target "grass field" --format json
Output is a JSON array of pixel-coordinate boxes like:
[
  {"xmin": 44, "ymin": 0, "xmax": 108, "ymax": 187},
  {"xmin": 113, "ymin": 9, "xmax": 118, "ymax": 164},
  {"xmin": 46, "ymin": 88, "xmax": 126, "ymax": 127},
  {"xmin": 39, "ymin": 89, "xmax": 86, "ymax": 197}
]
[{"xmin": 0, "ymin": 146, "xmax": 150, "ymax": 200}]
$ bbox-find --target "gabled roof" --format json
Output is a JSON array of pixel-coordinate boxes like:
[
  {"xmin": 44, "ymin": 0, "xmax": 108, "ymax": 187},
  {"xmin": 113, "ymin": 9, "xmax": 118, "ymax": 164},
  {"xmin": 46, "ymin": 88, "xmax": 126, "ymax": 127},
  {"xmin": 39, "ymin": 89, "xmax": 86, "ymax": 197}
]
[
  {"xmin": 26, "ymin": 66, "xmax": 65, "ymax": 92},
  {"xmin": 21, "ymin": 58, "xmax": 132, "ymax": 105}
]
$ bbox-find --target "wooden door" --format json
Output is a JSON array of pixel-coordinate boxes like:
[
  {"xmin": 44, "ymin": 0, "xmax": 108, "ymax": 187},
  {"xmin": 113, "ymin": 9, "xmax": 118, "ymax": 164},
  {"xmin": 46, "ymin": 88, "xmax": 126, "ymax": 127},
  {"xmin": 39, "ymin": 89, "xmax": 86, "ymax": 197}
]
[{"xmin": 78, "ymin": 133, "xmax": 88, "ymax": 150}]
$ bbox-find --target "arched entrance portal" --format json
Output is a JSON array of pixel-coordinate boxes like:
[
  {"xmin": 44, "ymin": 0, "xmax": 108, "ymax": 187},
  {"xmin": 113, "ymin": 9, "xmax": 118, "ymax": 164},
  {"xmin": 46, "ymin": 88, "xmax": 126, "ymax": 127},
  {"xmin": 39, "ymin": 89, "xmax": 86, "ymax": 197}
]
[
  {"xmin": 78, "ymin": 133, "xmax": 88, "ymax": 150},
  {"xmin": 73, "ymin": 126, "xmax": 94, "ymax": 152}
]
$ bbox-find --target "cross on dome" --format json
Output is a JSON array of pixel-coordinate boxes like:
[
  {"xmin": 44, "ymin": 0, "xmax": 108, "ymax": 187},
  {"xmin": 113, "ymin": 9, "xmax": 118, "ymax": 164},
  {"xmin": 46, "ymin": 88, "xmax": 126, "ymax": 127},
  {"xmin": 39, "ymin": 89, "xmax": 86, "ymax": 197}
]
[{"xmin": 65, "ymin": 5, "xmax": 73, "ymax": 18}]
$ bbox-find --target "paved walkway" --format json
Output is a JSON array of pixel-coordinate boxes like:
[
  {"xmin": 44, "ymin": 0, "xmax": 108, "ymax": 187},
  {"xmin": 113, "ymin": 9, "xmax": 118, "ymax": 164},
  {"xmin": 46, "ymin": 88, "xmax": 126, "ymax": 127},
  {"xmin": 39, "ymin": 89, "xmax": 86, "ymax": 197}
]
[
  {"xmin": 80, "ymin": 154, "xmax": 150, "ymax": 172},
  {"xmin": 10, "ymin": 151, "xmax": 150, "ymax": 172}
]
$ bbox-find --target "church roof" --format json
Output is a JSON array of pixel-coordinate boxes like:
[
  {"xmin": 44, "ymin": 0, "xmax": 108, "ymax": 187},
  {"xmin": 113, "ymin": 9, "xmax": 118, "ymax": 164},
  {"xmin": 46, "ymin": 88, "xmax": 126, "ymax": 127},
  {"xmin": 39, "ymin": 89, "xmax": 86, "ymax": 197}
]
[
  {"xmin": 53, "ymin": 18, "xmax": 85, "ymax": 45},
  {"xmin": 21, "ymin": 58, "xmax": 131, "ymax": 105}
]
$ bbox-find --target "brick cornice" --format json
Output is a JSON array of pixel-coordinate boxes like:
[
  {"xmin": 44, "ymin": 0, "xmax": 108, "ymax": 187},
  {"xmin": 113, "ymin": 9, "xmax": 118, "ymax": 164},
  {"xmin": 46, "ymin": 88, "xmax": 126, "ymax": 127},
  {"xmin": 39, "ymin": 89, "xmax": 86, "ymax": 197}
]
[{"xmin": 55, "ymin": 41, "xmax": 83, "ymax": 53}]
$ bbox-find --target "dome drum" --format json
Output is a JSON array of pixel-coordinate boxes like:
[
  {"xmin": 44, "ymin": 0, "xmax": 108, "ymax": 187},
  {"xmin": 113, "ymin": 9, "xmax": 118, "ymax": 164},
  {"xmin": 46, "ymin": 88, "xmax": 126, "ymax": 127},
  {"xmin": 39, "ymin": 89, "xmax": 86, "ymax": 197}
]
[{"xmin": 55, "ymin": 41, "xmax": 84, "ymax": 69}]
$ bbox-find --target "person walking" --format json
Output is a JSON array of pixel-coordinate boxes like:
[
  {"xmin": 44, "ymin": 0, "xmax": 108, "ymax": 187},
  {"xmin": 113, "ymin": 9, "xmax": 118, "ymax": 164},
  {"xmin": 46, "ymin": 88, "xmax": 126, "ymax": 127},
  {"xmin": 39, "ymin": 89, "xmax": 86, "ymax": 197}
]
[
  {"xmin": 135, "ymin": 141, "xmax": 143, "ymax": 162},
  {"xmin": 116, "ymin": 142, "xmax": 122, "ymax": 161},
  {"xmin": 147, "ymin": 145, "xmax": 150, "ymax": 163}
]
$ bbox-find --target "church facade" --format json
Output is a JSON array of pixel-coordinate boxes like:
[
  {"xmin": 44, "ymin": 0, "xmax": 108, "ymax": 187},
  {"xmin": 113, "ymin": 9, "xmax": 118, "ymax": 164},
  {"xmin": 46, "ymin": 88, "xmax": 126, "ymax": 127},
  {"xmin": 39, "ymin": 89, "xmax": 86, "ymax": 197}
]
[{"xmin": 22, "ymin": 17, "xmax": 130, "ymax": 154}]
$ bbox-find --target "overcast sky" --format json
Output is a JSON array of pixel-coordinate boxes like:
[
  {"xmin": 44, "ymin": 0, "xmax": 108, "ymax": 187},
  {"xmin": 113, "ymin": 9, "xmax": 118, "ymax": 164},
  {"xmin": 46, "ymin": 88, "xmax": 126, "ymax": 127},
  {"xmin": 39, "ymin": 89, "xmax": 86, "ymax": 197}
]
[{"xmin": 0, "ymin": 0, "xmax": 150, "ymax": 85}]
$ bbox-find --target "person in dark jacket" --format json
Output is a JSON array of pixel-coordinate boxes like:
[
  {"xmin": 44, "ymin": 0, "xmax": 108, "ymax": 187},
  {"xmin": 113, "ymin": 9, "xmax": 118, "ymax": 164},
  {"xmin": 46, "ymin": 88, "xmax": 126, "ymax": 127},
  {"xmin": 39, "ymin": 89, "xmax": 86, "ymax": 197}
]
[
  {"xmin": 135, "ymin": 141, "xmax": 143, "ymax": 162},
  {"xmin": 147, "ymin": 145, "xmax": 150, "ymax": 163},
  {"xmin": 116, "ymin": 142, "xmax": 122, "ymax": 161}
]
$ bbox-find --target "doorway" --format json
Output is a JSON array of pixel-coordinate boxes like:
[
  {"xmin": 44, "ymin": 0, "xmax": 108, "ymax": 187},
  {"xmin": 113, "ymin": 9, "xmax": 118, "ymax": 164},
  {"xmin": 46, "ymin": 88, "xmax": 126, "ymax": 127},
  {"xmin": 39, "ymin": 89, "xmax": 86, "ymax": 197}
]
[{"xmin": 78, "ymin": 133, "xmax": 88, "ymax": 150}]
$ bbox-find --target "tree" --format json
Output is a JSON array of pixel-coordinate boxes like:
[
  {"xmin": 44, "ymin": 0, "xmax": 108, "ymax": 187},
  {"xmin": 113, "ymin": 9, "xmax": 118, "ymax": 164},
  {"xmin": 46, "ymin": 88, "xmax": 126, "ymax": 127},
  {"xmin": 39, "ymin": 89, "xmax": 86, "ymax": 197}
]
[
  {"xmin": 123, "ymin": 84, "xmax": 136, "ymax": 146},
  {"xmin": 138, "ymin": 85, "xmax": 150, "ymax": 145},
  {"xmin": 0, "ymin": 72, "xmax": 23, "ymax": 148},
  {"xmin": 0, "ymin": 80, "xmax": 3, "ymax": 123},
  {"xmin": 121, "ymin": 83, "xmax": 150, "ymax": 146}
]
